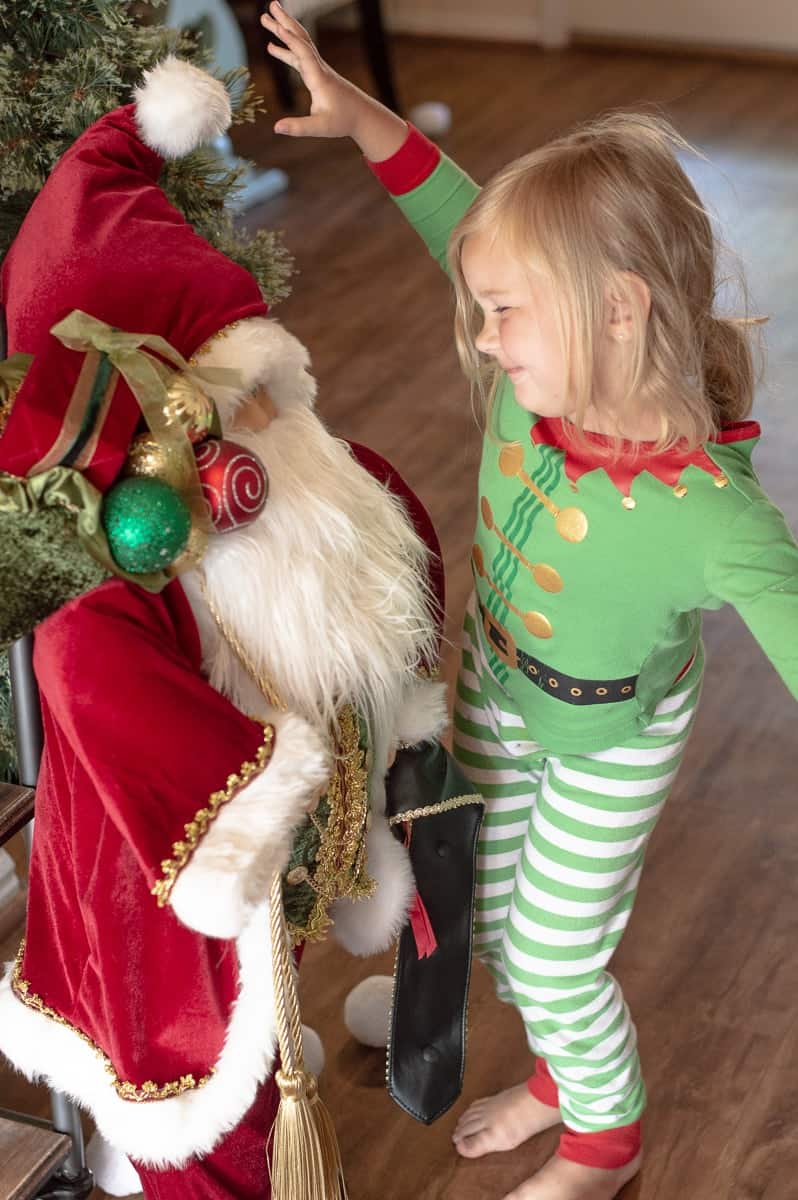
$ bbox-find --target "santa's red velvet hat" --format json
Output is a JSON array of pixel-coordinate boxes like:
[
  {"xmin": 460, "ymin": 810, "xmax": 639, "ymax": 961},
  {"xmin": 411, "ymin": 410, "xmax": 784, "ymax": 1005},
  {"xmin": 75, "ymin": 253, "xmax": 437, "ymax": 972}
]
[{"xmin": 0, "ymin": 58, "xmax": 270, "ymax": 492}]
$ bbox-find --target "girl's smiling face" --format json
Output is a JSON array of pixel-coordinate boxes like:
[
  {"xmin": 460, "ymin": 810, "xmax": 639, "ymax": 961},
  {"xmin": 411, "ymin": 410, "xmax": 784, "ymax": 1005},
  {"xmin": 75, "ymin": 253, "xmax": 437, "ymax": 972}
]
[{"xmin": 461, "ymin": 229, "xmax": 572, "ymax": 419}]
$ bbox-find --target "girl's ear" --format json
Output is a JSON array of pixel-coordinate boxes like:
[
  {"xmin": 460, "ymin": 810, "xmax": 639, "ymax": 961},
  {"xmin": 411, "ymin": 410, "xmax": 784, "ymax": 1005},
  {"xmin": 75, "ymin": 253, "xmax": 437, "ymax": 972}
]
[{"xmin": 606, "ymin": 271, "xmax": 651, "ymax": 341}]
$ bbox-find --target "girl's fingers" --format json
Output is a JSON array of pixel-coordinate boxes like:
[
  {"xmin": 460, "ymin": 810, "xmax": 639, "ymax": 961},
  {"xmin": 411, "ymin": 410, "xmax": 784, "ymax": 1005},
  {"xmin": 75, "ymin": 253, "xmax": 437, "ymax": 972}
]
[
  {"xmin": 266, "ymin": 41, "xmax": 301, "ymax": 71},
  {"xmin": 262, "ymin": 3, "xmax": 311, "ymax": 46},
  {"xmin": 273, "ymin": 114, "xmax": 329, "ymax": 138}
]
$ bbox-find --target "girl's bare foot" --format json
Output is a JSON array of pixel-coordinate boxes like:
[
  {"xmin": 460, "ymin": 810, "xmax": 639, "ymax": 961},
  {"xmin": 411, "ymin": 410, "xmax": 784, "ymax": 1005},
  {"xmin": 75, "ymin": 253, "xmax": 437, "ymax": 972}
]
[
  {"xmin": 452, "ymin": 1083, "xmax": 562, "ymax": 1158},
  {"xmin": 502, "ymin": 1151, "xmax": 642, "ymax": 1199}
]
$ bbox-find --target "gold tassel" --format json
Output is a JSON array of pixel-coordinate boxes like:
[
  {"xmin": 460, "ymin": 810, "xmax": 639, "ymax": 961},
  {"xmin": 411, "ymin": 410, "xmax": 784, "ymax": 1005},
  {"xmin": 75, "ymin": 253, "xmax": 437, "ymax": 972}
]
[
  {"xmin": 269, "ymin": 875, "xmax": 348, "ymax": 1200},
  {"xmin": 311, "ymin": 1086, "xmax": 348, "ymax": 1199}
]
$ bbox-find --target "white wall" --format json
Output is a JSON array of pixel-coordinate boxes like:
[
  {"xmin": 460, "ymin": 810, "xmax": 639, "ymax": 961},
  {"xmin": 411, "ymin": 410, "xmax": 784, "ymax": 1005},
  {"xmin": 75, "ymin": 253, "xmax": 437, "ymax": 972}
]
[
  {"xmin": 568, "ymin": 0, "xmax": 798, "ymax": 53},
  {"xmin": 382, "ymin": 0, "xmax": 798, "ymax": 53}
]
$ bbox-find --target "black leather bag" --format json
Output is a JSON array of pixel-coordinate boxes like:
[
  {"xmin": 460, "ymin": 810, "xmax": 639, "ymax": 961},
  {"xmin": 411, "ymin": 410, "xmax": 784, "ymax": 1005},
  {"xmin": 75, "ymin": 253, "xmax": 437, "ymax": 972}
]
[{"xmin": 385, "ymin": 741, "xmax": 484, "ymax": 1124}]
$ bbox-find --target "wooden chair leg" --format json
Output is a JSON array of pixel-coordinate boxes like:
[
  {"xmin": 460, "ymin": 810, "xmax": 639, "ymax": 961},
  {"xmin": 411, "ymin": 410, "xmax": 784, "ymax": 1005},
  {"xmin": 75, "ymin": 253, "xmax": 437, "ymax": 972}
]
[{"xmin": 356, "ymin": 0, "xmax": 401, "ymax": 113}]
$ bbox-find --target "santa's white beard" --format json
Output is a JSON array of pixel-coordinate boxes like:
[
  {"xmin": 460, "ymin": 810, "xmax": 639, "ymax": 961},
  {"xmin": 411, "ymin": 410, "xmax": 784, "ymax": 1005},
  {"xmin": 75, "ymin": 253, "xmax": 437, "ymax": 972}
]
[{"xmin": 187, "ymin": 406, "xmax": 439, "ymax": 740}]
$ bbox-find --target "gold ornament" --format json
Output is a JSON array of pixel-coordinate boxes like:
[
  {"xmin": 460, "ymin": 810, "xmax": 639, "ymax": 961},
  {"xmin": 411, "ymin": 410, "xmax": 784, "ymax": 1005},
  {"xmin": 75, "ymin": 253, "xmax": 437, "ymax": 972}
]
[
  {"xmin": 124, "ymin": 433, "xmax": 194, "ymax": 493},
  {"xmin": 164, "ymin": 373, "xmax": 215, "ymax": 444}
]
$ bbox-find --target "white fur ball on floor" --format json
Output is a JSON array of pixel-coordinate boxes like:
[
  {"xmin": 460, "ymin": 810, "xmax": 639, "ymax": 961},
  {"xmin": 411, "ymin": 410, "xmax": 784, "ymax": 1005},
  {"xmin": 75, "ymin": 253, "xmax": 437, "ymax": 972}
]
[
  {"xmin": 302, "ymin": 1023, "xmax": 325, "ymax": 1078},
  {"xmin": 344, "ymin": 974, "xmax": 394, "ymax": 1048},
  {"xmin": 408, "ymin": 101, "xmax": 453, "ymax": 140},
  {"xmin": 86, "ymin": 1130, "xmax": 143, "ymax": 1197}
]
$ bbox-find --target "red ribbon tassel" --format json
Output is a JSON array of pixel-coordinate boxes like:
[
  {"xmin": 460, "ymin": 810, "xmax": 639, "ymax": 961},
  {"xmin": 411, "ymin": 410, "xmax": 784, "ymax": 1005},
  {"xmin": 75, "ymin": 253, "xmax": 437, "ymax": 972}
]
[
  {"xmin": 402, "ymin": 822, "xmax": 438, "ymax": 958},
  {"xmin": 409, "ymin": 891, "xmax": 438, "ymax": 959}
]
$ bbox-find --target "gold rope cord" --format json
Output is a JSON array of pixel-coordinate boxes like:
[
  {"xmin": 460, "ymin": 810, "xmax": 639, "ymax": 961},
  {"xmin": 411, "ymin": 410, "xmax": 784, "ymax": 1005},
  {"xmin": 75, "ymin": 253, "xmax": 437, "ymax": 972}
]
[
  {"xmin": 11, "ymin": 942, "xmax": 214, "ymax": 1101},
  {"xmin": 268, "ymin": 875, "xmax": 348, "ymax": 1199}
]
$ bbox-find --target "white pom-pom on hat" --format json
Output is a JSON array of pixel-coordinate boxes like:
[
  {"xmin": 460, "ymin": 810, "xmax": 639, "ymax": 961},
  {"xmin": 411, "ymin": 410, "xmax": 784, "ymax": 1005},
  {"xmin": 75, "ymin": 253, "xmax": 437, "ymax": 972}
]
[{"xmin": 134, "ymin": 56, "xmax": 232, "ymax": 159}]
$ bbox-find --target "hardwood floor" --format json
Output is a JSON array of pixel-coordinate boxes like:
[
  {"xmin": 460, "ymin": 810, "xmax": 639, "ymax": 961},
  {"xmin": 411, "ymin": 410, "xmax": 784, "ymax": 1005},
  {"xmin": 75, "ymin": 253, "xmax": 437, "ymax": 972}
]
[{"xmin": 2, "ymin": 29, "xmax": 797, "ymax": 1200}]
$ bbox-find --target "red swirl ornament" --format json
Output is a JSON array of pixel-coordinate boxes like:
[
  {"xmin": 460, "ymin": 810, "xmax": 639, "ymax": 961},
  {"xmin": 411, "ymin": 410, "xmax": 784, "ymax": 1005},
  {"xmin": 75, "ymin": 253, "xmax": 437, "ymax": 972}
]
[{"xmin": 193, "ymin": 438, "xmax": 269, "ymax": 532}]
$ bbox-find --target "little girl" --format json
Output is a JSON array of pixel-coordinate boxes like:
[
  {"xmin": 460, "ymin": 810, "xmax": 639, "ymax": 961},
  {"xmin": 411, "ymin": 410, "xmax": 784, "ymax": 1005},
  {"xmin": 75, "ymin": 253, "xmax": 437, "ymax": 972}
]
[{"xmin": 261, "ymin": 5, "xmax": 798, "ymax": 1198}]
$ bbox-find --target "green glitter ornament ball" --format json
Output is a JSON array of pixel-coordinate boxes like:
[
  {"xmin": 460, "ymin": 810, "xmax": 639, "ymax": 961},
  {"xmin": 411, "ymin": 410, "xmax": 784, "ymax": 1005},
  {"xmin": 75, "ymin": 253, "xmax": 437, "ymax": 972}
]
[{"xmin": 102, "ymin": 477, "xmax": 192, "ymax": 574}]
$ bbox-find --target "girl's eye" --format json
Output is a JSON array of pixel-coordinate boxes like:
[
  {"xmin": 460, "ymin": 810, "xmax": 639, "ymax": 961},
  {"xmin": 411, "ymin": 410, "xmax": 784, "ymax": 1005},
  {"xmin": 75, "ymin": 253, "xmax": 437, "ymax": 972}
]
[{"xmin": 495, "ymin": 306, "xmax": 510, "ymax": 314}]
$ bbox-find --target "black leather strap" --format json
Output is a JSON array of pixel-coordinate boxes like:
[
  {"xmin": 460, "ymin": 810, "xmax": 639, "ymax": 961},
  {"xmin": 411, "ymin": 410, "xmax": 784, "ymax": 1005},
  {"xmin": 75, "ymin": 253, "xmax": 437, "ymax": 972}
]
[{"xmin": 385, "ymin": 742, "xmax": 484, "ymax": 1124}]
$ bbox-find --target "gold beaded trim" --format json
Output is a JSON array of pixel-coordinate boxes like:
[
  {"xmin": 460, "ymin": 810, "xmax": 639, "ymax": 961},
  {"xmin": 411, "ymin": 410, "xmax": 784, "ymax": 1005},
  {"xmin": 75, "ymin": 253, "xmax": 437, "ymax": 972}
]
[
  {"xmin": 288, "ymin": 705, "xmax": 375, "ymax": 945},
  {"xmin": 11, "ymin": 942, "xmax": 214, "ymax": 1101},
  {"xmin": 188, "ymin": 320, "xmax": 244, "ymax": 367},
  {"xmin": 387, "ymin": 793, "xmax": 484, "ymax": 826},
  {"xmin": 151, "ymin": 723, "xmax": 276, "ymax": 908},
  {"xmin": 0, "ymin": 386, "xmax": 18, "ymax": 437}
]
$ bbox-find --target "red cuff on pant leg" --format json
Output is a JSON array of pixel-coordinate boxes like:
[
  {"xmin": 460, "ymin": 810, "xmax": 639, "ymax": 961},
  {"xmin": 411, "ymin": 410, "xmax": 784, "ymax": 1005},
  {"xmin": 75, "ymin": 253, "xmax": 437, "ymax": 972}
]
[
  {"xmin": 557, "ymin": 1120, "xmax": 642, "ymax": 1170},
  {"xmin": 527, "ymin": 1057, "xmax": 560, "ymax": 1109}
]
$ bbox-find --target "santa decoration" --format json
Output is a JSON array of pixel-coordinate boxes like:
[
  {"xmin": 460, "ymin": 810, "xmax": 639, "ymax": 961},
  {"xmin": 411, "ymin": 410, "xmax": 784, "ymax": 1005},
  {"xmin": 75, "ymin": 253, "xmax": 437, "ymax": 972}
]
[{"xmin": 0, "ymin": 55, "xmax": 451, "ymax": 1200}]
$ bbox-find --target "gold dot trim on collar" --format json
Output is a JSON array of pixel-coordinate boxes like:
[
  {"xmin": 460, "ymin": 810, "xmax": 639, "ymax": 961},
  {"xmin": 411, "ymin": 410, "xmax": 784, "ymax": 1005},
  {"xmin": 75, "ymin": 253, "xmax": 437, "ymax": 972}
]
[
  {"xmin": 498, "ymin": 443, "xmax": 588, "ymax": 543},
  {"xmin": 622, "ymin": 496, "xmax": 636, "ymax": 510},
  {"xmin": 151, "ymin": 723, "xmax": 276, "ymax": 908},
  {"xmin": 11, "ymin": 941, "xmax": 214, "ymax": 1101},
  {"xmin": 714, "ymin": 474, "xmax": 729, "ymax": 488},
  {"xmin": 673, "ymin": 485, "xmax": 688, "ymax": 498}
]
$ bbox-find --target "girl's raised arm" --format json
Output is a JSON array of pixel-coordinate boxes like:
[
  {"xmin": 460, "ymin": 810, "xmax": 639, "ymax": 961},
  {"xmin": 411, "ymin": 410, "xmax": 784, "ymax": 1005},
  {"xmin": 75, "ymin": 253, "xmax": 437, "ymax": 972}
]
[{"xmin": 261, "ymin": 1, "xmax": 407, "ymax": 161}]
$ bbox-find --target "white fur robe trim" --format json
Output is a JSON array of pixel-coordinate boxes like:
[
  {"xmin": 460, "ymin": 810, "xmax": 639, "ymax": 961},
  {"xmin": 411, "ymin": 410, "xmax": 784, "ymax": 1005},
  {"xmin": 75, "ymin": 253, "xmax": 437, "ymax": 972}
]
[
  {"xmin": 0, "ymin": 904, "xmax": 276, "ymax": 1168},
  {"xmin": 170, "ymin": 709, "xmax": 331, "ymax": 939}
]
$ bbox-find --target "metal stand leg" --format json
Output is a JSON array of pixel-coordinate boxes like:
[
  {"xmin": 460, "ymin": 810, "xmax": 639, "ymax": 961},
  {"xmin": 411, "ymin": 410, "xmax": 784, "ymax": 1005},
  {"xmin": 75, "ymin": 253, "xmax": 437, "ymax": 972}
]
[
  {"xmin": 9, "ymin": 638, "xmax": 94, "ymax": 1198},
  {"xmin": 8, "ymin": 638, "xmax": 43, "ymax": 789}
]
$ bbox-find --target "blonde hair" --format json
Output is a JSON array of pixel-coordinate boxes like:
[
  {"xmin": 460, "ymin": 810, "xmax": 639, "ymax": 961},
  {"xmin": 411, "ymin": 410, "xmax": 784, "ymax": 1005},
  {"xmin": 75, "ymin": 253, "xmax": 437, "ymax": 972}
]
[{"xmin": 449, "ymin": 111, "xmax": 761, "ymax": 452}]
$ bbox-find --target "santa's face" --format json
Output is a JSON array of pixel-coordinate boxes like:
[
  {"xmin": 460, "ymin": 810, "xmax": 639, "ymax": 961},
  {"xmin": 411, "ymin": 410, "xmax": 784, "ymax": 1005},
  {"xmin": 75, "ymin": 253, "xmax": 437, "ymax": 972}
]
[
  {"xmin": 230, "ymin": 384, "xmax": 278, "ymax": 434},
  {"xmin": 190, "ymin": 358, "xmax": 437, "ymax": 739}
]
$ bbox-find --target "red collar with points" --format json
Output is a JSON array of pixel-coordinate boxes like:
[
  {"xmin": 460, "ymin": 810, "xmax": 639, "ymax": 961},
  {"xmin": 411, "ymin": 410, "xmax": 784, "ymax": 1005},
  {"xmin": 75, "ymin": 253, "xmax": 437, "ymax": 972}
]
[{"xmin": 529, "ymin": 417, "xmax": 760, "ymax": 497}]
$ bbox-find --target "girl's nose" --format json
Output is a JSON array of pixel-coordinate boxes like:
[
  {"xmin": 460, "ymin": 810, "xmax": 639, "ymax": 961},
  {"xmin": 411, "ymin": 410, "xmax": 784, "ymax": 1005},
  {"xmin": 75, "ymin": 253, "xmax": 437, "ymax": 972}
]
[{"xmin": 475, "ymin": 317, "xmax": 497, "ymax": 355}]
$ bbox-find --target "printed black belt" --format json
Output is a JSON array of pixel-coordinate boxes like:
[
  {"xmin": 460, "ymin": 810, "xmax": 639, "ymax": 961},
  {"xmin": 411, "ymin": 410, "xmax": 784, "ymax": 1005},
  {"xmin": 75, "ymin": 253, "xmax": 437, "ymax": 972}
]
[{"xmin": 478, "ymin": 602, "xmax": 637, "ymax": 706}]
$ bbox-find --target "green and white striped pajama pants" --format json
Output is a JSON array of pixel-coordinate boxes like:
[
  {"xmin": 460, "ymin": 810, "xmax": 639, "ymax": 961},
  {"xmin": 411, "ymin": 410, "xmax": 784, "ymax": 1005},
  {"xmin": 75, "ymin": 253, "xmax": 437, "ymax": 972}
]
[{"xmin": 453, "ymin": 597, "xmax": 703, "ymax": 1133}]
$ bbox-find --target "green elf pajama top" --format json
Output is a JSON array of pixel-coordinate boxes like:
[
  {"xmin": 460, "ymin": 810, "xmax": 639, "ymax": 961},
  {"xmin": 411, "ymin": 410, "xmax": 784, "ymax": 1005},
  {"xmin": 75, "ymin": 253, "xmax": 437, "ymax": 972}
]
[{"xmin": 368, "ymin": 127, "xmax": 798, "ymax": 755}]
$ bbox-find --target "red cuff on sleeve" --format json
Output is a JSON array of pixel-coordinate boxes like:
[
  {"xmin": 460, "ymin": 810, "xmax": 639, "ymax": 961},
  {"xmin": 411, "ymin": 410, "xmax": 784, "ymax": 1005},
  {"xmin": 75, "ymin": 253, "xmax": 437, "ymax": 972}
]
[{"xmin": 366, "ymin": 123, "xmax": 441, "ymax": 195}]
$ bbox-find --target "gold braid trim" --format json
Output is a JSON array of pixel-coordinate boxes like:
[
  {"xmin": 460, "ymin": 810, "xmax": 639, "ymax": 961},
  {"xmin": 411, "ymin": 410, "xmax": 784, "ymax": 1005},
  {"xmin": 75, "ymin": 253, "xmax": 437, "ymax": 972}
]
[
  {"xmin": 10, "ymin": 941, "xmax": 214, "ymax": 1102},
  {"xmin": 198, "ymin": 570, "xmax": 375, "ymax": 945},
  {"xmin": 188, "ymin": 320, "xmax": 244, "ymax": 366},
  {"xmin": 288, "ymin": 704, "xmax": 375, "ymax": 946},
  {"xmin": 0, "ymin": 386, "xmax": 18, "ymax": 437},
  {"xmin": 387, "ymin": 793, "xmax": 485, "ymax": 826},
  {"xmin": 151, "ymin": 722, "xmax": 276, "ymax": 909}
]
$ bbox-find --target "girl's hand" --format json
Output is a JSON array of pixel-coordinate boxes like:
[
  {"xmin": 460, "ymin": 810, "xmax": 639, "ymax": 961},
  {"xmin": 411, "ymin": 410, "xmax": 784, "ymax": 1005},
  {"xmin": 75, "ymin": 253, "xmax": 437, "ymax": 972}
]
[{"xmin": 260, "ymin": 1, "xmax": 407, "ymax": 159}]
